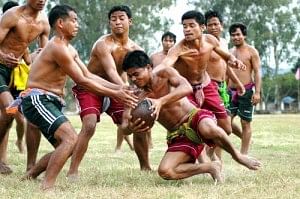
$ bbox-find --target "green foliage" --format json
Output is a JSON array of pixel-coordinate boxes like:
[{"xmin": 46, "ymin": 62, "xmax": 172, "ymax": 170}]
[{"xmin": 48, "ymin": 0, "xmax": 175, "ymax": 61}]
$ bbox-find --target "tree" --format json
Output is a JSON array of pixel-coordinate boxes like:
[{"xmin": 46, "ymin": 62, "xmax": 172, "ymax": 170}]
[{"xmin": 189, "ymin": 0, "xmax": 300, "ymax": 110}]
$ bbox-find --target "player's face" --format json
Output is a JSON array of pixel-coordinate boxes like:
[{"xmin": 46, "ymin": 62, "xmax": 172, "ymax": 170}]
[
  {"xmin": 230, "ymin": 28, "xmax": 246, "ymax": 47},
  {"xmin": 62, "ymin": 11, "xmax": 79, "ymax": 39},
  {"xmin": 126, "ymin": 65, "xmax": 151, "ymax": 88},
  {"xmin": 162, "ymin": 36, "xmax": 175, "ymax": 52},
  {"xmin": 109, "ymin": 11, "xmax": 132, "ymax": 35},
  {"xmin": 206, "ymin": 17, "xmax": 223, "ymax": 38},
  {"xmin": 27, "ymin": 0, "xmax": 47, "ymax": 11},
  {"xmin": 182, "ymin": 19, "xmax": 204, "ymax": 41}
]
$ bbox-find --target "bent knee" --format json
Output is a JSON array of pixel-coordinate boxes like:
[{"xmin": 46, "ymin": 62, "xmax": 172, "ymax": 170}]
[
  {"xmin": 158, "ymin": 167, "xmax": 175, "ymax": 180},
  {"xmin": 82, "ymin": 120, "xmax": 97, "ymax": 136}
]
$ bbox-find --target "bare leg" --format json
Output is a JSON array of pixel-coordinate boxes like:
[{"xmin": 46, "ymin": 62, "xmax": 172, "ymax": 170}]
[
  {"xmin": 67, "ymin": 114, "xmax": 97, "ymax": 179},
  {"xmin": 115, "ymin": 126, "xmax": 134, "ymax": 152},
  {"xmin": 198, "ymin": 118, "xmax": 261, "ymax": 170},
  {"xmin": 26, "ymin": 122, "xmax": 41, "ymax": 171},
  {"xmin": 146, "ymin": 131, "xmax": 153, "ymax": 149},
  {"xmin": 0, "ymin": 91, "xmax": 14, "ymax": 174},
  {"xmin": 41, "ymin": 122, "xmax": 77, "ymax": 190},
  {"xmin": 231, "ymin": 117, "xmax": 242, "ymax": 138},
  {"xmin": 0, "ymin": 132, "xmax": 8, "ymax": 163},
  {"xmin": 15, "ymin": 112, "xmax": 26, "ymax": 154},
  {"xmin": 133, "ymin": 132, "xmax": 151, "ymax": 171},
  {"xmin": 240, "ymin": 119, "xmax": 252, "ymax": 155},
  {"xmin": 158, "ymin": 151, "xmax": 223, "ymax": 183}
]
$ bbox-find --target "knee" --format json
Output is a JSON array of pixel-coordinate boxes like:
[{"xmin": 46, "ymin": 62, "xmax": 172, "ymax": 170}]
[
  {"xmin": 158, "ymin": 166, "xmax": 175, "ymax": 180},
  {"xmin": 82, "ymin": 120, "xmax": 97, "ymax": 137},
  {"xmin": 65, "ymin": 133, "xmax": 78, "ymax": 148}
]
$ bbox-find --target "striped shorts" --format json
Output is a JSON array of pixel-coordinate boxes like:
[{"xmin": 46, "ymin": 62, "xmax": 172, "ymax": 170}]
[{"xmin": 21, "ymin": 93, "xmax": 68, "ymax": 145}]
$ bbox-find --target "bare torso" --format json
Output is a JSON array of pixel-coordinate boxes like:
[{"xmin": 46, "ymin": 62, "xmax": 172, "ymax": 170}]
[
  {"xmin": 144, "ymin": 68, "xmax": 195, "ymax": 131},
  {"xmin": 206, "ymin": 38, "xmax": 228, "ymax": 82},
  {"xmin": 87, "ymin": 34, "xmax": 142, "ymax": 82},
  {"xmin": 228, "ymin": 44, "xmax": 256, "ymax": 87},
  {"xmin": 27, "ymin": 37, "xmax": 77, "ymax": 97},
  {"xmin": 0, "ymin": 6, "xmax": 49, "ymax": 59},
  {"xmin": 150, "ymin": 51, "xmax": 167, "ymax": 67},
  {"xmin": 173, "ymin": 34, "xmax": 218, "ymax": 85}
]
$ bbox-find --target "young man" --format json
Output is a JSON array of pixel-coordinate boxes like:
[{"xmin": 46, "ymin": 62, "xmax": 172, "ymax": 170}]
[
  {"xmin": 203, "ymin": 10, "xmax": 246, "ymax": 160},
  {"xmin": 122, "ymin": 50, "xmax": 261, "ymax": 183},
  {"xmin": 150, "ymin": 31, "xmax": 176, "ymax": 67},
  {"xmin": 0, "ymin": 0, "xmax": 50, "ymax": 174},
  {"xmin": 67, "ymin": 5, "xmax": 149, "ymax": 180},
  {"xmin": 20, "ymin": 4, "xmax": 137, "ymax": 190},
  {"xmin": 228, "ymin": 23, "xmax": 261, "ymax": 155}
]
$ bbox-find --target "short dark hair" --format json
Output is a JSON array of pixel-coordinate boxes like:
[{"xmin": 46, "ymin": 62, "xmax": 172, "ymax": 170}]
[
  {"xmin": 122, "ymin": 50, "xmax": 151, "ymax": 71},
  {"xmin": 161, "ymin": 31, "xmax": 176, "ymax": 43},
  {"xmin": 108, "ymin": 5, "xmax": 132, "ymax": 19},
  {"xmin": 181, "ymin": 10, "xmax": 205, "ymax": 25},
  {"xmin": 48, "ymin": 4, "xmax": 77, "ymax": 28},
  {"xmin": 2, "ymin": 1, "xmax": 18, "ymax": 13},
  {"xmin": 204, "ymin": 10, "xmax": 223, "ymax": 24},
  {"xmin": 229, "ymin": 23, "xmax": 247, "ymax": 36}
]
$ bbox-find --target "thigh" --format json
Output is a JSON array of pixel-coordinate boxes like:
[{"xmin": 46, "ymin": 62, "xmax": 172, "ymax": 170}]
[{"xmin": 159, "ymin": 151, "xmax": 193, "ymax": 170}]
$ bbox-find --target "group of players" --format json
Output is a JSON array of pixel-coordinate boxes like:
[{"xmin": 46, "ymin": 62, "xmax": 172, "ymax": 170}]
[{"xmin": 0, "ymin": 0, "xmax": 261, "ymax": 190}]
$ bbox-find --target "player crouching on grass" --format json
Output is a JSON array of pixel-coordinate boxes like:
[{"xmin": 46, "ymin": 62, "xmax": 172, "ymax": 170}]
[{"xmin": 121, "ymin": 50, "xmax": 261, "ymax": 183}]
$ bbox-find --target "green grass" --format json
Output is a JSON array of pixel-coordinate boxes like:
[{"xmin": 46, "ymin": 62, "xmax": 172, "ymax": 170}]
[{"xmin": 1, "ymin": 114, "xmax": 300, "ymax": 199}]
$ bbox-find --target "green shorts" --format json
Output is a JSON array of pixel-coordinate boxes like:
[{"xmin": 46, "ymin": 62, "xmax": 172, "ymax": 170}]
[
  {"xmin": 229, "ymin": 88, "xmax": 254, "ymax": 122},
  {"xmin": 215, "ymin": 80, "xmax": 230, "ymax": 109},
  {"xmin": 21, "ymin": 93, "xmax": 68, "ymax": 145},
  {"xmin": 0, "ymin": 63, "xmax": 12, "ymax": 93}
]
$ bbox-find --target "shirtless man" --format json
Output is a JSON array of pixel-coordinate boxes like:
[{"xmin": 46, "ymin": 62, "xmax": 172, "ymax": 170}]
[
  {"xmin": 228, "ymin": 23, "xmax": 261, "ymax": 155},
  {"xmin": 21, "ymin": 4, "xmax": 137, "ymax": 190},
  {"xmin": 150, "ymin": 31, "xmax": 176, "ymax": 67},
  {"xmin": 203, "ymin": 10, "xmax": 245, "ymax": 159},
  {"xmin": 144, "ymin": 31, "xmax": 176, "ymax": 148},
  {"xmin": 67, "ymin": 5, "xmax": 149, "ymax": 179},
  {"xmin": 0, "ymin": 0, "xmax": 50, "ymax": 174},
  {"xmin": 122, "ymin": 50, "xmax": 261, "ymax": 183}
]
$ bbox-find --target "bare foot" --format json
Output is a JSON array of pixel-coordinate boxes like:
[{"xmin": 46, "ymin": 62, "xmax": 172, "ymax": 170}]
[
  {"xmin": 0, "ymin": 162, "xmax": 12, "ymax": 175},
  {"xmin": 209, "ymin": 161, "xmax": 224, "ymax": 184},
  {"xmin": 15, "ymin": 140, "xmax": 25, "ymax": 154},
  {"xmin": 238, "ymin": 154, "xmax": 262, "ymax": 170},
  {"xmin": 21, "ymin": 171, "xmax": 35, "ymax": 181},
  {"xmin": 41, "ymin": 183, "xmax": 55, "ymax": 191}
]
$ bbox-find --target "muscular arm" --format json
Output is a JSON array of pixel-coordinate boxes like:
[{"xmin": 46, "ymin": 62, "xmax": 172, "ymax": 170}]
[
  {"xmin": 54, "ymin": 45, "xmax": 119, "ymax": 98},
  {"xmin": 157, "ymin": 67, "xmax": 193, "ymax": 106},
  {"xmin": 90, "ymin": 42, "xmax": 124, "ymax": 85},
  {"xmin": 0, "ymin": 10, "xmax": 19, "ymax": 65},
  {"xmin": 38, "ymin": 19, "xmax": 50, "ymax": 48},
  {"xmin": 155, "ymin": 46, "xmax": 180, "ymax": 68},
  {"xmin": 251, "ymin": 48, "xmax": 261, "ymax": 104}
]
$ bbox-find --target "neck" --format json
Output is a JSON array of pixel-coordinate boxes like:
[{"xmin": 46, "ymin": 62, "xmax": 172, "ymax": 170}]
[
  {"xmin": 112, "ymin": 33, "xmax": 129, "ymax": 45},
  {"xmin": 235, "ymin": 42, "xmax": 246, "ymax": 49},
  {"xmin": 24, "ymin": 5, "xmax": 40, "ymax": 18},
  {"xmin": 54, "ymin": 34, "xmax": 71, "ymax": 45}
]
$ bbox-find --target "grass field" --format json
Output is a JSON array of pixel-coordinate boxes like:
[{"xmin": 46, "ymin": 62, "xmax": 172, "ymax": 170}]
[{"xmin": 0, "ymin": 114, "xmax": 299, "ymax": 199}]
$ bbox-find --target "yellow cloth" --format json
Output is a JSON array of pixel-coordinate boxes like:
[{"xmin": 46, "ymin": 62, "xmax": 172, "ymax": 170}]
[{"xmin": 9, "ymin": 60, "xmax": 30, "ymax": 90}]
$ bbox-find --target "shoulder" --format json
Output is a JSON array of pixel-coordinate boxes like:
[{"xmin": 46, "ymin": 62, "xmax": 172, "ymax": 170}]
[
  {"xmin": 0, "ymin": 6, "xmax": 21, "ymax": 26},
  {"xmin": 128, "ymin": 39, "xmax": 143, "ymax": 51},
  {"xmin": 204, "ymin": 34, "xmax": 219, "ymax": 46},
  {"xmin": 247, "ymin": 44, "xmax": 259, "ymax": 56},
  {"xmin": 92, "ymin": 35, "xmax": 112, "ymax": 54}
]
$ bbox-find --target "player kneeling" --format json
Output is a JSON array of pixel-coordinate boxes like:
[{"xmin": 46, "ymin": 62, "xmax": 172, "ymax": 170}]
[{"xmin": 121, "ymin": 50, "xmax": 261, "ymax": 183}]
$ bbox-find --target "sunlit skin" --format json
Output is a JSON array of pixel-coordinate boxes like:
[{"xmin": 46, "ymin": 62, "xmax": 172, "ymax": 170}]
[
  {"xmin": 151, "ymin": 36, "xmax": 176, "ymax": 67},
  {"xmin": 229, "ymin": 27, "xmax": 262, "ymax": 155}
]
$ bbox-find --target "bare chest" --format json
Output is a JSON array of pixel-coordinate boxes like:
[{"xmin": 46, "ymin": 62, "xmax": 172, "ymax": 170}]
[{"xmin": 13, "ymin": 18, "xmax": 44, "ymax": 43}]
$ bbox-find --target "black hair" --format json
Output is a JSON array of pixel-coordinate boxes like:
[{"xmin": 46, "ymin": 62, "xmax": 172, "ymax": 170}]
[
  {"xmin": 2, "ymin": 1, "xmax": 18, "ymax": 13},
  {"xmin": 229, "ymin": 23, "xmax": 247, "ymax": 36},
  {"xmin": 161, "ymin": 31, "xmax": 176, "ymax": 43},
  {"xmin": 181, "ymin": 10, "xmax": 205, "ymax": 25},
  {"xmin": 204, "ymin": 10, "xmax": 223, "ymax": 24},
  {"xmin": 48, "ymin": 4, "xmax": 77, "ymax": 28},
  {"xmin": 122, "ymin": 50, "xmax": 151, "ymax": 71},
  {"xmin": 108, "ymin": 5, "xmax": 132, "ymax": 19}
]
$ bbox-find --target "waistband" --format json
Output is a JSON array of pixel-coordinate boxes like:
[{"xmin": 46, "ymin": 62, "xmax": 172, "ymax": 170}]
[{"xmin": 21, "ymin": 88, "xmax": 65, "ymax": 106}]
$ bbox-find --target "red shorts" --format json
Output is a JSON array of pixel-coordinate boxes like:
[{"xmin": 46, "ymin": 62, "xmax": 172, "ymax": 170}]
[
  {"xmin": 187, "ymin": 81, "xmax": 227, "ymax": 119},
  {"xmin": 166, "ymin": 109, "xmax": 215, "ymax": 162},
  {"xmin": 72, "ymin": 85, "xmax": 124, "ymax": 124}
]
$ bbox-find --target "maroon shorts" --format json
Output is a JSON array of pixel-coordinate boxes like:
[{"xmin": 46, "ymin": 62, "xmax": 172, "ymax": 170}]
[
  {"xmin": 72, "ymin": 85, "xmax": 124, "ymax": 124},
  {"xmin": 166, "ymin": 109, "xmax": 215, "ymax": 162},
  {"xmin": 187, "ymin": 81, "xmax": 227, "ymax": 119}
]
